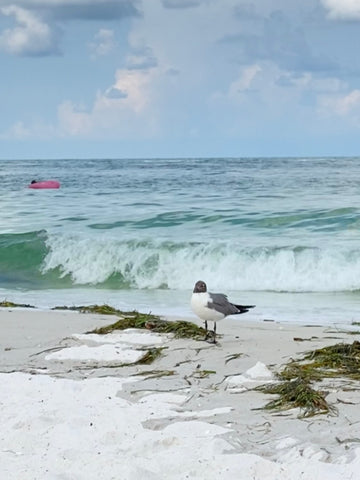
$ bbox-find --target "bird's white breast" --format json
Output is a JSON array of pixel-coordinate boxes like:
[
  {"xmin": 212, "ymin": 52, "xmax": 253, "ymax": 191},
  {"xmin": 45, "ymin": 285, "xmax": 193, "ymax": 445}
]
[{"xmin": 191, "ymin": 292, "xmax": 224, "ymax": 322}]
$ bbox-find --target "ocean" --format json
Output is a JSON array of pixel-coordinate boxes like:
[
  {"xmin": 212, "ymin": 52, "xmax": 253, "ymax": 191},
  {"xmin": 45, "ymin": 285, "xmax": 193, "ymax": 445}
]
[{"xmin": 1, "ymin": 157, "xmax": 360, "ymax": 326}]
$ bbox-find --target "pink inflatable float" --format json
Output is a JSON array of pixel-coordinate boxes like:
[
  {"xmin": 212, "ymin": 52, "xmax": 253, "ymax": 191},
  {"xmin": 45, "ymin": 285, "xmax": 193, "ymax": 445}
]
[{"xmin": 28, "ymin": 180, "xmax": 60, "ymax": 189}]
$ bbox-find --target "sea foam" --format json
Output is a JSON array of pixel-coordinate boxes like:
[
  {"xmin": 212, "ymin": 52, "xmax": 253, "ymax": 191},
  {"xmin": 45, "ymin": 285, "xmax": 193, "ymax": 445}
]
[{"xmin": 41, "ymin": 232, "xmax": 360, "ymax": 292}]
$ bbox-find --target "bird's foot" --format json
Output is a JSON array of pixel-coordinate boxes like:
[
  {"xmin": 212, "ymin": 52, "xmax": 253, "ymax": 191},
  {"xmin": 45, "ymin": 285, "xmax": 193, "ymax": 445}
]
[
  {"xmin": 204, "ymin": 330, "xmax": 217, "ymax": 344},
  {"xmin": 203, "ymin": 331, "xmax": 211, "ymax": 342}
]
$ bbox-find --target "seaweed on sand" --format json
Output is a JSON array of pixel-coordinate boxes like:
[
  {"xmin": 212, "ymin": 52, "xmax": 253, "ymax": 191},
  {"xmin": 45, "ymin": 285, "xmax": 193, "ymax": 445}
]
[
  {"xmin": 257, "ymin": 341, "xmax": 360, "ymax": 417},
  {"xmin": 281, "ymin": 341, "xmax": 360, "ymax": 382},
  {"xmin": 0, "ymin": 300, "xmax": 35, "ymax": 308},
  {"xmin": 136, "ymin": 347, "xmax": 164, "ymax": 365},
  {"xmin": 54, "ymin": 304, "xmax": 207, "ymax": 340},
  {"xmin": 133, "ymin": 370, "xmax": 175, "ymax": 379},
  {"xmin": 91, "ymin": 315, "xmax": 206, "ymax": 339},
  {"xmin": 257, "ymin": 378, "xmax": 332, "ymax": 418},
  {"xmin": 52, "ymin": 304, "xmax": 124, "ymax": 316}
]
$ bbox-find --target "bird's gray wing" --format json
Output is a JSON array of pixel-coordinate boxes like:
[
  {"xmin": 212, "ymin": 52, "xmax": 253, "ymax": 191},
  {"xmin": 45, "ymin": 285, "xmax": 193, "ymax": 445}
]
[{"xmin": 207, "ymin": 293, "xmax": 239, "ymax": 316}]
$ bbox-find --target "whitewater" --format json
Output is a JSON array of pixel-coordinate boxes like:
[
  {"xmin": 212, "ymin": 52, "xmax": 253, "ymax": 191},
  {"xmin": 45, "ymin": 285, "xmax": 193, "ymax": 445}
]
[{"xmin": 1, "ymin": 157, "xmax": 360, "ymax": 325}]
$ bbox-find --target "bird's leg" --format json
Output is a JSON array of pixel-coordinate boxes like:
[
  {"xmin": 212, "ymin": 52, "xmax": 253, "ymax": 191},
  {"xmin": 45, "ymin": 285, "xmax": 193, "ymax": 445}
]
[
  {"xmin": 204, "ymin": 320, "xmax": 209, "ymax": 340},
  {"xmin": 212, "ymin": 321, "xmax": 217, "ymax": 344}
]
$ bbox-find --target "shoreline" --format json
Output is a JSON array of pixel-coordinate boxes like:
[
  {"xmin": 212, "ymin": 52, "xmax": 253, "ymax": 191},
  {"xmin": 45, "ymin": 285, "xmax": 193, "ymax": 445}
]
[
  {"xmin": 2, "ymin": 288, "xmax": 360, "ymax": 328},
  {"xmin": 1, "ymin": 308, "xmax": 360, "ymax": 479}
]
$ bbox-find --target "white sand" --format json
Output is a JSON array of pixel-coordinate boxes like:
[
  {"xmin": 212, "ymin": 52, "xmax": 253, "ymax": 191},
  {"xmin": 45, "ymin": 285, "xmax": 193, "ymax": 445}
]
[
  {"xmin": 1, "ymin": 308, "xmax": 360, "ymax": 479},
  {"xmin": 45, "ymin": 343, "xmax": 148, "ymax": 363}
]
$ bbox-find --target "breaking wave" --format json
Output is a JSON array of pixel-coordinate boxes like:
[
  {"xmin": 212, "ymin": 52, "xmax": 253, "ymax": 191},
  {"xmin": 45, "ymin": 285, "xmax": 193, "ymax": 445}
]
[{"xmin": 2, "ymin": 230, "xmax": 360, "ymax": 292}]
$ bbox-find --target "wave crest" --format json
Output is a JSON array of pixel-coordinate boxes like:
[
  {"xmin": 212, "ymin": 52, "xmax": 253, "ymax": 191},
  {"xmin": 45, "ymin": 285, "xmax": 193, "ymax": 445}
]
[
  {"xmin": 41, "ymin": 233, "xmax": 360, "ymax": 292},
  {"xmin": 1, "ymin": 231, "xmax": 360, "ymax": 292}
]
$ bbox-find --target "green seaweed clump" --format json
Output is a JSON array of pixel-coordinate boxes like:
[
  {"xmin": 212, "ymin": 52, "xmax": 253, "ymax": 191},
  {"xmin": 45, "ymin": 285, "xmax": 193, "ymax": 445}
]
[
  {"xmin": 54, "ymin": 303, "xmax": 206, "ymax": 339},
  {"xmin": 83, "ymin": 306, "xmax": 206, "ymax": 339},
  {"xmin": 0, "ymin": 300, "xmax": 35, "ymax": 308},
  {"xmin": 281, "ymin": 341, "xmax": 360, "ymax": 382},
  {"xmin": 136, "ymin": 348, "xmax": 164, "ymax": 365},
  {"xmin": 257, "ymin": 378, "xmax": 333, "ymax": 418},
  {"xmin": 52, "ymin": 304, "xmax": 125, "ymax": 316},
  {"xmin": 257, "ymin": 341, "xmax": 360, "ymax": 417},
  {"xmin": 90, "ymin": 311, "xmax": 161, "ymax": 333},
  {"xmin": 302, "ymin": 341, "xmax": 360, "ymax": 380},
  {"xmin": 147, "ymin": 319, "xmax": 207, "ymax": 339}
]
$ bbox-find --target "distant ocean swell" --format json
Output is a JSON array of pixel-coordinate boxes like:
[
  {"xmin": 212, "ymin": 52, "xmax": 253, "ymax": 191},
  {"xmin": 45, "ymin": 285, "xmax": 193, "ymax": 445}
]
[{"xmin": 1, "ymin": 230, "xmax": 360, "ymax": 293}]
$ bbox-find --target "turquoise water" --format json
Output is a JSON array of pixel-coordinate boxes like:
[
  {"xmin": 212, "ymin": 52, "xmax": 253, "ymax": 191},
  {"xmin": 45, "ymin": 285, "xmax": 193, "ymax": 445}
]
[{"xmin": 1, "ymin": 157, "xmax": 360, "ymax": 324}]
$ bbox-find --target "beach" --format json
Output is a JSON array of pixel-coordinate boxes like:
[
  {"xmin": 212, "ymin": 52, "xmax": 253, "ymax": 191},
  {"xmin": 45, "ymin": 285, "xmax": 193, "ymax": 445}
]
[{"xmin": 1, "ymin": 307, "xmax": 360, "ymax": 479}]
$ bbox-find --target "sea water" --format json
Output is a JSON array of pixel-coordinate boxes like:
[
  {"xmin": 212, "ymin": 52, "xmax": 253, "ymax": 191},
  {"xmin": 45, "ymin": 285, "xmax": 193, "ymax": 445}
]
[{"xmin": 1, "ymin": 157, "xmax": 360, "ymax": 326}]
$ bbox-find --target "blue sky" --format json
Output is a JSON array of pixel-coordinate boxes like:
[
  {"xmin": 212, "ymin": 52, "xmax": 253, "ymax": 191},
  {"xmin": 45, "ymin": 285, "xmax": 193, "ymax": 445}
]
[{"xmin": 1, "ymin": 0, "xmax": 360, "ymax": 159}]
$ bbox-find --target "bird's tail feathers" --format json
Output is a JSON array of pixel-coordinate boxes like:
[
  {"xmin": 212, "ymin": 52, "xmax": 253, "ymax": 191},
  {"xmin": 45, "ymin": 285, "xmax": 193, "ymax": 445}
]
[{"xmin": 234, "ymin": 304, "xmax": 255, "ymax": 314}]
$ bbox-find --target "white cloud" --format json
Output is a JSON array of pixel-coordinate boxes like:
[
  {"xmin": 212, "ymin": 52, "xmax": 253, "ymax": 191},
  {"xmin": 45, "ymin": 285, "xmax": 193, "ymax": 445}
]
[
  {"xmin": 1, "ymin": 49, "xmax": 161, "ymax": 141},
  {"xmin": 210, "ymin": 64, "xmax": 263, "ymax": 112},
  {"xmin": 321, "ymin": 0, "xmax": 360, "ymax": 20},
  {"xmin": 208, "ymin": 60, "xmax": 360, "ymax": 138},
  {"xmin": 57, "ymin": 101, "xmax": 93, "ymax": 136},
  {"xmin": 111, "ymin": 68, "xmax": 153, "ymax": 112},
  {"xmin": 212, "ymin": 63, "xmax": 285, "ymax": 104},
  {"xmin": 319, "ymin": 89, "xmax": 360, "ymax": 122},
  {"xmin": 0, "ymin": 119, "xmax": 57, "ymax": 140},
  {"xmin": 56, "ymin": 68, "xmax": 158, "ymax": 137},
  {"xmin": 0, "ymin": 120, "xmax": 31, "ymax": 139},
  {"xmin": 0, "ymin": 0, "xmax": 140, "ymax": 56},
  {"xmin": 89, "ymin": 28, "xmax": 115, "ymax": 58},
  {"xmin": 228, "ymin": 65, "xmax": 262, "ymax": 97},
  {"xmin": 126, "ymin": 46, "xmax": 158, "ymax": 70},
  {"xmin": 0, "ymin": 5, "xmax": 58, "ymax": 55},
  {"xmin": 3, "ymin": 0, "xmax": 360, "ymax": 153},
  {"xmin": 338, "ymin": 89, "xmax": 360, "ymax": 114}
]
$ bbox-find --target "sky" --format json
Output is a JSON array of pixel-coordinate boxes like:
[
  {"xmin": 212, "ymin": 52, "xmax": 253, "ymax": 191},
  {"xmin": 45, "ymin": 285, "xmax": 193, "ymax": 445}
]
[{"xmin": 1, "ymin": 0, "xmax": 360, "ymax": 159}]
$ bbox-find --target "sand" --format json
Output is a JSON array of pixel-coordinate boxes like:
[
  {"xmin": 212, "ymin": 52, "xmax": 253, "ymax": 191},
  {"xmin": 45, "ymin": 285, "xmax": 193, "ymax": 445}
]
[{"xmin": 1, "ymin": 308, "xmax": 360, "ymax": 479}]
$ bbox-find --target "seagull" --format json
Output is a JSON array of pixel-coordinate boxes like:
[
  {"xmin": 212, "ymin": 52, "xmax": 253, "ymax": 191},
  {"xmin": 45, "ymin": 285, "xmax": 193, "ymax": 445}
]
[{"xmin": 191, "ymin": 280, "xmax": 255, "ymax": 343}]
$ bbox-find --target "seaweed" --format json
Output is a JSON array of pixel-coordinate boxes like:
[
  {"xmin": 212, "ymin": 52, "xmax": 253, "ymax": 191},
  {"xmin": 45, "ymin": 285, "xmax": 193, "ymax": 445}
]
[
  {"xmin": 257, "ymin": 341, "xmax": 360, "ymax": 417},
  {"xmin": 52, "ymin": 304, "xmax": 127, "ymax": 316},
  {"xmin": 0, "ymin": 300, "xmax": 35, "ymax": 308},
  {"xmin": 81, "ymin": 306, "xmax": 206, "ymax": 340},
  {"xmin": 225, "ymin": 353, "xmax": 243, "ymax": 364},
  {"xmin": 136, "ymin": 348, "xmax": 164, "ymax": 365},
  {"xmin": 3, "ymin": 301, "xmax": 205, "ymax": 340},
  {"xmin": 147, "ymin": 319, "xmax": 207, "ymax": 339},
  {"xmin": 89, "ymin": 312, "xmax": 159, "ymax": 333},
  {"xmin": 53, "ymin": 304, "xmax": 206, "ymax": 339},
  {"xmin": 133, "ymin": 369, "xmax": 175, "ymax": 379},
  {"xmin": 257, "ymin": 378, "xmax": 332, "ymax": 418},
  {"xmin": 281, "ymin": 341, "xmax": 360, "ymax": 382},
  {"xmin": 191, "ymin": 369, "xmax": 216, "ymax": 379}
]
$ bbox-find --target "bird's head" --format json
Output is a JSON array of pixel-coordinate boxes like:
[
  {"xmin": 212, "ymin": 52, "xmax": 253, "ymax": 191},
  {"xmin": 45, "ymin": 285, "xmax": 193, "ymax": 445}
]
[{"xmin": 193, "ymin": 280, "xmax": 207, "ymax": 293}]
